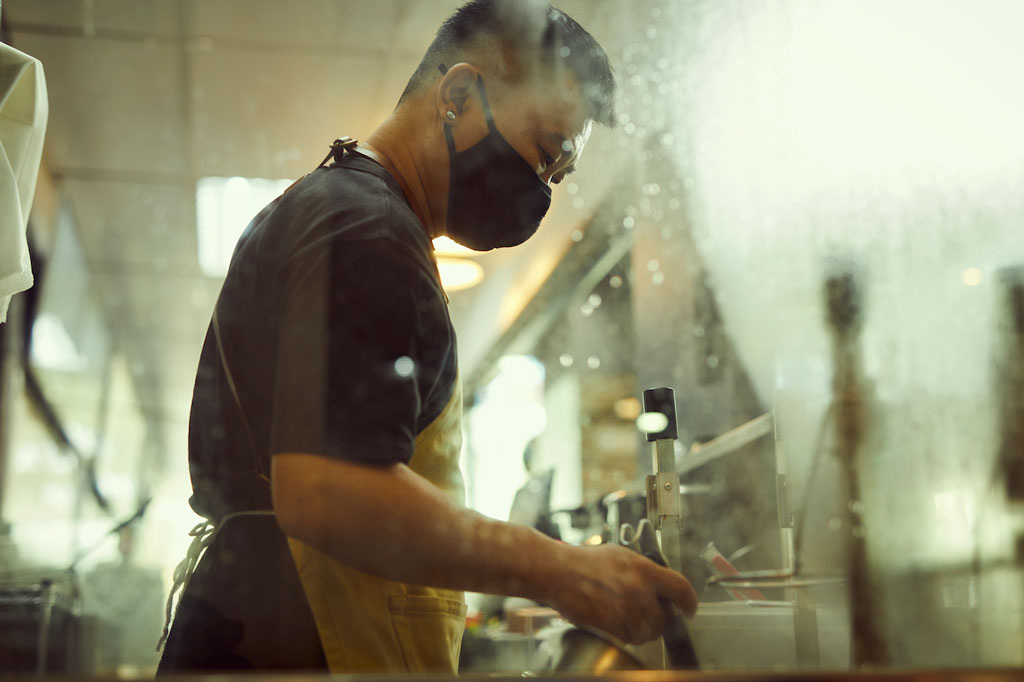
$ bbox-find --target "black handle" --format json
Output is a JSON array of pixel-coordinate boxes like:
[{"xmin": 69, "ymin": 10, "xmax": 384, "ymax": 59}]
[
  {"xmin": 642, "ymin": 387, "xmax": 678, "ymax": 442},
  {"xmin": 643, "ymin": 551, "xmax": 700, "ymax": 670}
]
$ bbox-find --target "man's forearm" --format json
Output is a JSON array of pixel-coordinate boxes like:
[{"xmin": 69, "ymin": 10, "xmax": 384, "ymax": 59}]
[
  {"xmin": 272, "ymin": 452, "xmax": 699, "ymax": 645},
  {"xmin": 271, "ymin": 453, "xmax": 565, "ymax": 602}
]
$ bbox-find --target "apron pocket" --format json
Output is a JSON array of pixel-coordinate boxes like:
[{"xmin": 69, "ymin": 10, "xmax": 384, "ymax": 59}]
[{"xmin": 388, "ymin": 592, "xmax": 467, "ymax": 673}]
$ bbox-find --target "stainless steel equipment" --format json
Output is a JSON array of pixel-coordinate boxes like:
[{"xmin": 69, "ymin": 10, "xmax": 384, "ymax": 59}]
[{"xmin": 550, "ymin": 627, "xmax": 645, "ymax": 673}]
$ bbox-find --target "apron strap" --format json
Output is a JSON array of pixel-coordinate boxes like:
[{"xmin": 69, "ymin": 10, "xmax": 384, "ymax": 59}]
[{"xmin": 156, "ymin": 509, "xmax": 276, "ymax": 651}]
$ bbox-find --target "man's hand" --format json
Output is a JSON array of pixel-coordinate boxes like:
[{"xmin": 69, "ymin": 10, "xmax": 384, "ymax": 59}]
[
  {"xmin": 272, "ymin": 453, "xmax": 697, "ymax": 646},
  {"xmin": 543, "ymin": 543, "xmax": 698, "ymax": 645}
]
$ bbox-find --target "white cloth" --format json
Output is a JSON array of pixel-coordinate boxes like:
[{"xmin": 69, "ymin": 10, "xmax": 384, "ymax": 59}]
[{"xmin": 0, "ymin": 42, "xmax": 47, "ymax": 323}]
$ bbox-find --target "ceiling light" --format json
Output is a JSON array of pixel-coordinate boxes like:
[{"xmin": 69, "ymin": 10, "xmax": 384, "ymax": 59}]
[
  {"xmin": 432, "ymin": 236, "xmax": 479, "ymax": 257},
  {"xmin": 30, "ymin": 313, "xmax": 87, "ymax": 372},
  {"xmin": 437, "ymin": 257, "xmax": 484, "ymax": 292},
  {"xmin": 196, "ymin": 176, "xmax": 293, "ymax": 277}
]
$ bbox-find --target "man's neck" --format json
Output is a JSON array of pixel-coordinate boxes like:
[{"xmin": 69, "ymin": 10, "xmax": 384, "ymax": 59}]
[{"xmin": 360, "ymin": 116, "xmax": 444, "ymax": 240}]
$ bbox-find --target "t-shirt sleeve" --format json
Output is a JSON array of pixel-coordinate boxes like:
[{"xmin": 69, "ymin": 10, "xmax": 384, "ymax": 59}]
[{"xmin": 268, "ymin": 235, "xmax": 440, "ymax": 466}]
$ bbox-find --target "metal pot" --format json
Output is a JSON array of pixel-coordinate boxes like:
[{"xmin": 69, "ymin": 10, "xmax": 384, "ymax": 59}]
[{"xmin": 551, "ymin": 628, "xmax": 646, "ymax": 673}]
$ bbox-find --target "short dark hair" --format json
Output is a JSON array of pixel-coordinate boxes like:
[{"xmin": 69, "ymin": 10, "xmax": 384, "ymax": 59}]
[{"xmin": 399, "ymin": 0, "xmax": 617, "ymax": 127}]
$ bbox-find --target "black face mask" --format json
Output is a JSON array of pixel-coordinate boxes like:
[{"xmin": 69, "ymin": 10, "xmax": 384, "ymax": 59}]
[{"xmin": 443, "ymin": 76, "xmax": 552, "ymax": 251}]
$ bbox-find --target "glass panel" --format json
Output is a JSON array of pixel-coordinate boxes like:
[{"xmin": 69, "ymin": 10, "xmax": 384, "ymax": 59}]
[{"xmin": 2, "ymin": 0, "xmax": 1022, "ymax": 675}]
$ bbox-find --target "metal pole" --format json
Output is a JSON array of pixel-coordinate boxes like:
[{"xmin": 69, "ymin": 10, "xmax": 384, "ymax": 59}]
[
  {"xmin": 642, "ymin": 388, "xmax": 682, "ymax": 573},
  {"xmin": 36, "ymin": 579, "xmax": 54, "ymax": 676},
  {"xmin": 0, "ymin": 295, "xmax": 21, "ymax": 519}
]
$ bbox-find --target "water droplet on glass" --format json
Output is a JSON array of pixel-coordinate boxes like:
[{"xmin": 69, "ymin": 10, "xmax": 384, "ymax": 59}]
[
  {"xmin": 588, "ymin": 294, "xmax": 602, "ymax": 307},
  {"xmin": 624, "ymin": 122, "xmax": 637, "ymax": 135},
  {"xmin": 706, "ymin": 355, "xmax": 719, "ymax": 369},
  {"xmin": 567, "ymin": 182, "xmax": 579, "ymax": 195},
  {"xmin": 652, "ymin": 271, "xmax": 665, "ymax": 285},
  {"xmin": 827, "ymin": 516, "xmax": 843, "ymax": 531},
  {"xmin": 609, "ymin": 275, "xmax": 623, "ymax": 288},
  {"xmin": 580, "ymin": 304, "xmax": 594, "ymax": 317},
  {"xmin": 572, "ymin": 197, "xmax": 585, "ymax": 210},
  {"xmin": 559, "ymin": 46, "xmax": 571, "ymax": 58},
  {"xmin": 849, "ymin": 500, "xmax": 864, "ymax": 514},
  {"xmin": 561, "ymin": 139, "xmax": 574, "ymax": 153},
  {"xmin": 852, "ymin": 525, "xmax": 867, "ymax": 538},
  {"xmin": 587, "ymin": 356, "xmax": 601, "ymax": 369},
  {"xmin": 559, "ymin": 354, "xmax": 574, "ymax": 368},
  {"xmin": 668, "ymin": 198, "xmax": 680, "ymax": 210},
  {"xmin": 394, "ymin": 356, "xmax": 415, "ymax": 377},
  {"xmin": 647, "ymin": 259, "xmax": 660, "ymax": 272},
  {"xmin": 622, "ymin": 216, "xmax": 635, "ymax": 229},
  {"xmin": 571, "ymin": 230, "xmax": 584, "ymax": 242},
  {"xmin": 693, "ymin": 325, "xmax": 705, "ymax": 338}
]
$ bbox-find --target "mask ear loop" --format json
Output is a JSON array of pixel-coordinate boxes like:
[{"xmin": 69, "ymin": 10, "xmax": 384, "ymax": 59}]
[
  {"xmin": 438, "ymin": 63, "xmax": 459, "ymax": 162},
  {"xmin": 437, "ymin": 63, "xmax": 498, "ymax": 135},
  {"xmin": 473, "ymin": 77, "xmax": 499, "ymax": 134},
  {"xmin": 436, "ymin": 63, "xmax": 458, "ymax": 300},
  {"xmin": 440, "ymin": 76, "xmax": 498, "ymax": 165}
]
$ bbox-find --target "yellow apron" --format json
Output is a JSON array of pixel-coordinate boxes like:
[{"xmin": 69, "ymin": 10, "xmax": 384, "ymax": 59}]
[{"xmin": 286, "ymin": 377, "xmax": 467, "ymax": 673}]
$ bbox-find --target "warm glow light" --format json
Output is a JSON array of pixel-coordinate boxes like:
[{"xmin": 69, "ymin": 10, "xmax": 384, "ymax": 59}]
[
  {"xmin": 584, "ymin": 534, "xmax": 604, "ymax": 546},
  {"xmin": 437, "ymin": 257, "xmax": 484, "ymax": 292},
  {"xmin": 613, "ymin": 396, "xmax": 642, "ymax": 421},
  {"xmin": 961, "ymin": 267, "xmax": 983, "ymax": 287},
  {"xmin": 432, "ymin": 236, "xmax": 479, "ymax": 257}
]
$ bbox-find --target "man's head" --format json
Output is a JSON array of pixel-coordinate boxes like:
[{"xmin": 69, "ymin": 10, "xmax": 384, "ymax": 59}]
[
  {"xmin": 383, "ymin": 0, "xmax": 616, "ymax": 249},
  {"xmin": 400, "ymin": 0, "xmax": 616, "ymax": 130}
]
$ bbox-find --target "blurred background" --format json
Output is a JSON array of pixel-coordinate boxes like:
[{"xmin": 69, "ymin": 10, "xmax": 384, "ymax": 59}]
[{"xmin": 1, "ymin": 0, "xmax": 1023, "ymax": 676}]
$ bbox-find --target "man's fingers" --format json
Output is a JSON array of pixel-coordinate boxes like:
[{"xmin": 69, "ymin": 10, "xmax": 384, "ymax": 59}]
[
  {"xmin": 612, "ymin": 596, "xmax": 658, "ymax": 645},
  {"xmin": 616, "ymin": 600, "xmax": 643, "ymax": 644},
  {"xmin": 610, "ymin": 610, "xmax": 643, "ymax": 645},
  {"xmin": 640, "ymin": 597, "xmax": 666, "ymax": 642},
  {"xmin": 627, "ymin": 591, "xmax": 668, "ymax": 644},
  {"xmin": 655, "ymin": 567, "xmax": 699, "ymax": 618}
]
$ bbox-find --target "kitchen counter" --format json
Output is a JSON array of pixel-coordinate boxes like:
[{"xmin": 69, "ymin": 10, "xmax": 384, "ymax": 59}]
[{"xmin": 9, "ymin": 670, "xmax": 1024, "ymax": 682}]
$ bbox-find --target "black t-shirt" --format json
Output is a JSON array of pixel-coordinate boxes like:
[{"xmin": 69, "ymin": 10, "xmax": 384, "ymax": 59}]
[{"xmin": 187, "ymin": 153, "xmax": 458, "ymax": 522}]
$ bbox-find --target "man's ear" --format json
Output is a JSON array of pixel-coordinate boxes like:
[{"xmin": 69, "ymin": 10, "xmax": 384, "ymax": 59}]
[{"xmin": 436, "ymin": 63, "xmax": 479, "ymax": 121}]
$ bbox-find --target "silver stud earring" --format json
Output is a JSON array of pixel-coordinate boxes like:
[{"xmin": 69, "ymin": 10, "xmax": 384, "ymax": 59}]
[{"xmin": 446, "ymin": 111, "xmax": 457, "ymax": 120}]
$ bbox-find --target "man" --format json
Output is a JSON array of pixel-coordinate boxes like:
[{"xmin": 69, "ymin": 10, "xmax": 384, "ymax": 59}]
[{"xmin": 158, "ymin": 0, "xmax": 697, "ymax": 673}]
